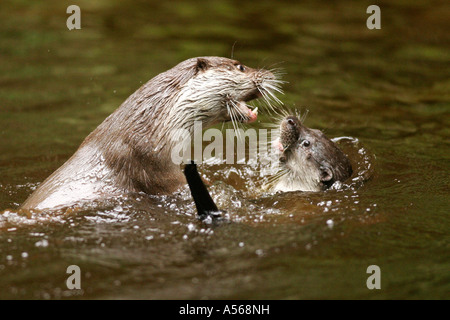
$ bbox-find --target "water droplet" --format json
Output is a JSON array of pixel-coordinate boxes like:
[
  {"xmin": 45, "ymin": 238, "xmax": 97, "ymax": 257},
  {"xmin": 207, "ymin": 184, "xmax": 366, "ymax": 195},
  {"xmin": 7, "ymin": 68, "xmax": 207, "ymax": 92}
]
[
  {"xmin": 35, "ymin": 239, "xmax": 49, "ymax": 247},
  {"xmin": 326, "ymin": 219, "xmax": 334, "ymax": 228}
]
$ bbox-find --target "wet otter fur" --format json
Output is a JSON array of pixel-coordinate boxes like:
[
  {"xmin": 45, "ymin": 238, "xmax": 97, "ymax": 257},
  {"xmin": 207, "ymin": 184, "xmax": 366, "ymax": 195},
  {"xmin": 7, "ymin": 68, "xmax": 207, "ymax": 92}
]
[{"xmin": 21, "ymin": 57, "xmax": 281, "ymax": 211}]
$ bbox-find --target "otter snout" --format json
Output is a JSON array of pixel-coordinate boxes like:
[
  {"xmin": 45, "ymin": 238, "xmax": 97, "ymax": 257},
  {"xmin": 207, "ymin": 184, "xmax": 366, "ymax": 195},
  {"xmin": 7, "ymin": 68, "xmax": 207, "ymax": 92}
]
[
  {"xmin": 195, "ymin": 59, "xmax": 283, "ymax": 126},
  {"xmin": 280, "ymin": 116, "xmax": 300, "ymax": 151}
]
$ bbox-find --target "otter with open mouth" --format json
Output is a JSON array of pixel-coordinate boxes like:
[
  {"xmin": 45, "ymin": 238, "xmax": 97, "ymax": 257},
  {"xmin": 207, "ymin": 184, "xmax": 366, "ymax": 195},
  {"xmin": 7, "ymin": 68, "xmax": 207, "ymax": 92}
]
[
  {"xmin": 21, "ymin": 57, "xmax": 282, "ymax": 211},
  {"xmin": 272, "ymin": 114, "xmax": 353, "ymax": 192}
]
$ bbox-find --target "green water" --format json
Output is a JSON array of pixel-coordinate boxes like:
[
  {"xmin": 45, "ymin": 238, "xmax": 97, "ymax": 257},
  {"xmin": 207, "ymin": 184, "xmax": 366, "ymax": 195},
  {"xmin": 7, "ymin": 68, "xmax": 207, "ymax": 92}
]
[{"xmin": 0, "ymin": 0, "xmax": 449, "ymax": 299}]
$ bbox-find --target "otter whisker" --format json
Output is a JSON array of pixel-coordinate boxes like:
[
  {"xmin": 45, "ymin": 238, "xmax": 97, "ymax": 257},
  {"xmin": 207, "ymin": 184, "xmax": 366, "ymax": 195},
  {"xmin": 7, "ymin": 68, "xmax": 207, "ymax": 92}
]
[
  {"xmin": 232, "ymin": 104, "xmax": 247, "ymax": 139},
  {"xmin": 266, "ymin": 168, "xmax": 290, "ymax": 188},
  {"xmin": 228, "ymin": 100, "xmax": 254, "ymax": 139},
  {"xmin": 260, "ymin": 80, "xmax": 283, "ymax": 104},
  {"xmin": 298, "ymin": 109, "xmax": 309, "ymax": 123},
  {"xmin": 268, "ymin": 71, "xmax": 287, "ymax": 81},
  {"xmin": 268, "ymin": 168, "xmax": 289, "ymax": 181},
  {"xmin": 226, "ymin": 102, "xmax": 242, "ymax": 141},
  {"xmin": 258, "ymin": 89, "xmax": 281, "ymax": 116},
  {"xmin": 266, "ymin": 61, "xmax": 286, "ymax": 72},
  {"xmin": 265, "ymin": 77, "xmax": 286, "ymax": 90},
  {"xmin": 263, "ymin": 84, "xmax": 284, "ymax": 105},
  {"xmin": 229, "ymin": 99, "xmax": 246, "ymax": 120},
  {"xmin": 257, "ymin": 87, "xmax": 275, "ymax": 110},
  {"xmin": 254, "ymin": 70, "xmax": 285, "ymax": 113}
]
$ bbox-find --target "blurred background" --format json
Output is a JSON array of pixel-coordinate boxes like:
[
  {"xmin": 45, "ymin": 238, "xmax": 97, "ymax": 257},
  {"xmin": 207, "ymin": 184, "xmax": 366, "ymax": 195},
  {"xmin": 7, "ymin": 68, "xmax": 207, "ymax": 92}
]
[{"xmin": 0, "ymin": 0, "xmax": 448, "ymax": 299}]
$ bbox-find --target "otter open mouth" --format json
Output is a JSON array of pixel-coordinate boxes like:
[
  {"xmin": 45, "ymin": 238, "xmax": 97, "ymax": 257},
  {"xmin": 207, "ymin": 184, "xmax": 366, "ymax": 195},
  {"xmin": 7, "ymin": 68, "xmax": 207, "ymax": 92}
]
[
  {"xmin": 234, "ymin": 101, "xmax": 259, "ymax": 123},
  {"xmin": 241, "ymin": 89, "xmax": 263, "ymax": 123},
  {"xmin": 227, "ymin": 90, "xmax": 262, "ymax": 124}
]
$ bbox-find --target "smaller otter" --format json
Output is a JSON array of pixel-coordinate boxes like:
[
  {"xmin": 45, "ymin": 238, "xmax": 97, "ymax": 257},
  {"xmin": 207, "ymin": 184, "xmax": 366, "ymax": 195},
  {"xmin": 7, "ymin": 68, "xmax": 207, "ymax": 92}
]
[{"xmin": 273, "ymin": 115, "xmax": 352, "ymax": 192}]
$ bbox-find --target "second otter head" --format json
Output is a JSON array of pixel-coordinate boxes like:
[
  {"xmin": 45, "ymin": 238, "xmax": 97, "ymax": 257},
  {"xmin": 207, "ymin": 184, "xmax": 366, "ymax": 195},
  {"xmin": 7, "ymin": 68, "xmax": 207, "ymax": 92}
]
[{"xmin": 274, "ymin": 115, "xmax": 353, "ymax": 192}]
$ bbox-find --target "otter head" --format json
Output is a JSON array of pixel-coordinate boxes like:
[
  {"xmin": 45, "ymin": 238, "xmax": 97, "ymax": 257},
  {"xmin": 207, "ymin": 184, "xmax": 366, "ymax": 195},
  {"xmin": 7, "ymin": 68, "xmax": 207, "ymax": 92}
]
[
  {"xmin": 172, "ymin": 57, "xmax": 283, "ymax": 129},
  {"xmin": 274, "ymin": 115, "xmax": 353, "ymax": 192}
]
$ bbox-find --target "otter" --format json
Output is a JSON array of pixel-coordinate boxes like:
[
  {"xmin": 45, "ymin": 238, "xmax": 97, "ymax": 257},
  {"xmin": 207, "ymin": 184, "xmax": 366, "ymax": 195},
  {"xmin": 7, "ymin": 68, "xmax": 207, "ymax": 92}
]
[
  {"xmin": 272, "ymin": 115, "xmax": 353, "ymax": 192},
  {"xmin": 21, "ymin": 57, "xmax": 281, "ymax": 211}
]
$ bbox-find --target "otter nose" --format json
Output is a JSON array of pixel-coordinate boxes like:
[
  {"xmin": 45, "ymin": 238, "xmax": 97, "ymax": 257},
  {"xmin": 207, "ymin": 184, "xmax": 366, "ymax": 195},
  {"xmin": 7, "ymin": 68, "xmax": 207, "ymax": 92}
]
[{"xmin": 283, "ymin": 116, "xmax": 299, "ymax": 128}]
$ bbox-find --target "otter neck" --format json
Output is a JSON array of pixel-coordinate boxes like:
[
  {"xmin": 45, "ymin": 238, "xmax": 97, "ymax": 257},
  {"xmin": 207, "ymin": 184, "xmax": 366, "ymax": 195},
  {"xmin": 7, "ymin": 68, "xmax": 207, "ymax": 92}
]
[{"xmin": 81, "ymin": 88, "xmax": 216, "ymax": 195}]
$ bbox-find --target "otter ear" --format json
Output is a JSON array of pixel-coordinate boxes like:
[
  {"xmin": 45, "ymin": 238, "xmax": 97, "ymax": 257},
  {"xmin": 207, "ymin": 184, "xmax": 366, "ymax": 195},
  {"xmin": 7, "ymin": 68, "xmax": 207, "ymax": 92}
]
[
  {"xmin": 196, "ymin": 58, "xmax": 210, "ymax": 73},
  {"xmin": 320, "ymin": 166, "xmax": 333, "ymax": 182}
]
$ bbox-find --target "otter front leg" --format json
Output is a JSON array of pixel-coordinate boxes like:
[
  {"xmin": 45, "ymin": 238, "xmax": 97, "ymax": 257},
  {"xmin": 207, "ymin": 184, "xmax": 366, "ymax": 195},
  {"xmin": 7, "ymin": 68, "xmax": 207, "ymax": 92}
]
[{"xmin": 183, "ymin": 161, "xmax": 224, "ymax": 222}]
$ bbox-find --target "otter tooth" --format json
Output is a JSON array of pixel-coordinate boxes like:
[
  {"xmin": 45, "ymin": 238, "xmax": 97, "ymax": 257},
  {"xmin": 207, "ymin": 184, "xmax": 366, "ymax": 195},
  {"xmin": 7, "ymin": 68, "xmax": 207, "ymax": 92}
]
[{"xmin": 253, "ymin": 107, "xmax": 258, "ymax": 115}]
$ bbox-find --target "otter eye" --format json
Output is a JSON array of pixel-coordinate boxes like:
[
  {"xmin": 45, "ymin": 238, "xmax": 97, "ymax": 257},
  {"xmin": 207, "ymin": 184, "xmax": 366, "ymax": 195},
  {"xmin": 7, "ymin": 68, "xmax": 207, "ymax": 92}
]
[
  {"xmin": 302, "ymin": 140, "xmax": 310, "ymax": 147},
  {"xmin": 287, "ymin": 119, "xmax": 295, "ymax": 126},
  {"xmin": 236, "ymin": 64, "xmax": 245, "ymax": 72}
]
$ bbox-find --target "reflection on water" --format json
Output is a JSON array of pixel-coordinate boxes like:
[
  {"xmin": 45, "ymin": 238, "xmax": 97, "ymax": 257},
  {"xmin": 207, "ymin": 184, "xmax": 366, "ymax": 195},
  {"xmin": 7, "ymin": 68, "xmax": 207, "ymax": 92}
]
[{"xmin": 0, "ymin": 0, "xmax": 449, "ymax": 299}]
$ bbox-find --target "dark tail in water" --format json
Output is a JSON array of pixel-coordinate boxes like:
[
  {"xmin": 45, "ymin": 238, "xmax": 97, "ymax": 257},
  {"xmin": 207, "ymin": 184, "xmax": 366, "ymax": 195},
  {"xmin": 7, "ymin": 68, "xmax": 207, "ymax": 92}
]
[{"xmin": 183, "ymin": 161, "xmax": 223, "ymax": 220}]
